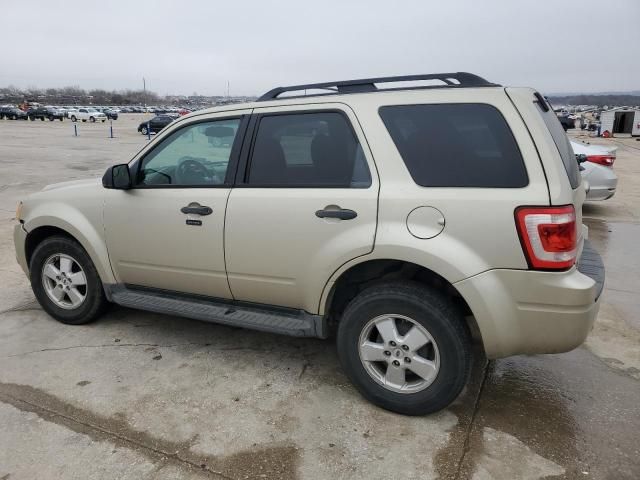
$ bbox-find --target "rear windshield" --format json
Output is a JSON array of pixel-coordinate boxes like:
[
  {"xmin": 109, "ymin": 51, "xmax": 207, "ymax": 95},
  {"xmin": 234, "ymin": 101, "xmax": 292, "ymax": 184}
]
[
  {"xmin": 535, "ymin": 98, "xmax": 580, "ymax": 189},
  {"xmin": 379, "ymin": 103, "xmax": 528, "ymax": 188}
]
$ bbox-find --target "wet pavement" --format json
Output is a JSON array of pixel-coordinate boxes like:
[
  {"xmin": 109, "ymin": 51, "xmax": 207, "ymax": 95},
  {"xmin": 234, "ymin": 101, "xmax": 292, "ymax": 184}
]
[{"xmin": 0, "ymin": 120, "xmax": 638, "ymax": 479}]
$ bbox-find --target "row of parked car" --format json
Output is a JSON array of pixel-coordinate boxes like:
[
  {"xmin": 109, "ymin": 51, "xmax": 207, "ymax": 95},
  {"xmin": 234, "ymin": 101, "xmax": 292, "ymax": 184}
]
[
  {"xmin": 0, "ymin": 105, "xmax": 118, "ymax": 122},
  {"xmin": 0, "ymin": 105, "xmax": 193, "ymax": 123}
]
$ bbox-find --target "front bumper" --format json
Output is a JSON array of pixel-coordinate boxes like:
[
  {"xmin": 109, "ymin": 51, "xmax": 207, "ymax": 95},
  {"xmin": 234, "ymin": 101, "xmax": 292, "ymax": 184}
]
[
  {"xmin": 455, "ymin": 241, "xmax": 604, "ymax": 359},
  {"xmin": 13, "ymin": 223, "xmax": 29, "ymax": 275}
]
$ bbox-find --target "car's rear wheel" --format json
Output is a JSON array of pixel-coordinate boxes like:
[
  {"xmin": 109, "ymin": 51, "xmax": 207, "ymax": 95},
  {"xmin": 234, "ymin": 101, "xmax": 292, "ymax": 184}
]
[
  {"xmin": 30, "ymin": 236, "xmax": 109, "ymax": 325},
  {"xmin": 336, "ymin": 282, "xmax": 471, "ymax": 415},
  {"xmin": 141, "ymin": 126, "xmax": 148, "ymax": 135}
]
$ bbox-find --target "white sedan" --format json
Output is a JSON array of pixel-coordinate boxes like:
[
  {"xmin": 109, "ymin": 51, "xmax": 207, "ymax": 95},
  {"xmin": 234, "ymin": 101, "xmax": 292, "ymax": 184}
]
[{"xmin": 571, "ymin": 140, "xmax": 618, "ymax": 201}]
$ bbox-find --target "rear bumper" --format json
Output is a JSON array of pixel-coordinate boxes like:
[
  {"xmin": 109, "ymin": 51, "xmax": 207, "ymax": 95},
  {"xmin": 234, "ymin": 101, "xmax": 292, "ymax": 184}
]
[{"xmin": 455, "ymin": 240, "xmax": 604, "ymax": 359}]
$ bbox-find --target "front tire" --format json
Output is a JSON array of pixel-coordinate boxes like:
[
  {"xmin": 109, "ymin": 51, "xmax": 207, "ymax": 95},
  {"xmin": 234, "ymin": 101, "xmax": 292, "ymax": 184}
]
[
  {"xmin": 336, "ymin": 282, "xmax": 471, "ymax": 415},
  {"xmin": 141, "ymin": 126, "xmax": 148, "ymax": 135},
  {"xmin": 29, "ymin": 236, "xmax": 109, "ymax": 325}
]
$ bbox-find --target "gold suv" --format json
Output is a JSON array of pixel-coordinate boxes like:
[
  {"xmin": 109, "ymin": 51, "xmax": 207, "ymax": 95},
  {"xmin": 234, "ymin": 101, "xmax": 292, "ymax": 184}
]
[{"xmin": 14, "ymin": 73, "xmax": 604, "ymax": 415}]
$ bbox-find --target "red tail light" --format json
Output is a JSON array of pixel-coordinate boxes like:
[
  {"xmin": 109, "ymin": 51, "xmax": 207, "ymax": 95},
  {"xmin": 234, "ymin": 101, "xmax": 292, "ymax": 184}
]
[
  {"xmin": 586, "ymin": 154, "xmax": 615, "ymax": 167},
  {"xmin": 515, "ymin": 205, "xmax": 577, "ymax": 270}
]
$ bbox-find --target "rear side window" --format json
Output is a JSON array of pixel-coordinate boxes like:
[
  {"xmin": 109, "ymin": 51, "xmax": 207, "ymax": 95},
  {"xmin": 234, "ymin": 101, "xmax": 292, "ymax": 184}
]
[
  {"xmin": 536, "ymin": 98, "xmax": 581, "ymax": 189},
  {"xmin": 379, "ymin": 104, "xmax": 528, "ymax": 187},
  {"xmin": 247, "ymin": 112, "xmax": 371, "ymax": 187}
]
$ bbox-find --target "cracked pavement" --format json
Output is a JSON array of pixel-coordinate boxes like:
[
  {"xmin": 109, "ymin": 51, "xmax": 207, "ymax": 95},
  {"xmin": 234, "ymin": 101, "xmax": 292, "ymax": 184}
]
[{"xmin": 1, "ymin": 117, "xmax": 639, "ymax": 479}]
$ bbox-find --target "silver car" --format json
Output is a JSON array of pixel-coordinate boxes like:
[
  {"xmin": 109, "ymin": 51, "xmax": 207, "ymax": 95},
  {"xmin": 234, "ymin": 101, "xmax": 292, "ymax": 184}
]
[{"xmin": 571, "ymin": 140, "xmax": 618, "ymax": 201}]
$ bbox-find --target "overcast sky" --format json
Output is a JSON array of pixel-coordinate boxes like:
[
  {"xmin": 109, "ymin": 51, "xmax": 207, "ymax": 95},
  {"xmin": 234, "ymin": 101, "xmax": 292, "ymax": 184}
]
[{"xmin": 1, "ymin": 0, "xmax": 638, "ymax": 96}]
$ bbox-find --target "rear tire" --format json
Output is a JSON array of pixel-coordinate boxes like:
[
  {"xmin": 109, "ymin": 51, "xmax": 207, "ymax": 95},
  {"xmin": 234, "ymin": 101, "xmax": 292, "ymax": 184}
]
[
  {"xmin": 71, "ymin": 116, "xmax": 77, "ymax": 122},
  {"xmin": 337, "ymin": 282, "xmax": 471, "ymax": 415},
  {"xmin": 29, "ymin": 236, "xmax": 109, "ymax": 325},
  {"xmin": 141, "ymin": 126, "xmax": 148, "ymax": 135}
]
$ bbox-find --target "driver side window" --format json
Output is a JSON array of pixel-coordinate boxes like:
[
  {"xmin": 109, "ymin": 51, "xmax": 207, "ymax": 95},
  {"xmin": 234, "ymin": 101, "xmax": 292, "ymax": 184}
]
[{"xmin": 137, "ymin": 118, "xmax": 241, "ymax": 186}]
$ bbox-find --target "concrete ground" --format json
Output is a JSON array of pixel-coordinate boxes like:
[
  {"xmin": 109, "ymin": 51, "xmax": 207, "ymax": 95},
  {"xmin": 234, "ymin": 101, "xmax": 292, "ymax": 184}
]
[{"xmin": 0, "ymin": 116, "xmax": 638, "ymax": 480}]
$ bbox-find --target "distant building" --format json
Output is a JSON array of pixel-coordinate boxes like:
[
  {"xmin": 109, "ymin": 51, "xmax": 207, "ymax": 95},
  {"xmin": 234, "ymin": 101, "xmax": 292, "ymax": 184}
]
[{"xmin": 599, "ymin": 107, "xmax": 640, "ymax": 136}]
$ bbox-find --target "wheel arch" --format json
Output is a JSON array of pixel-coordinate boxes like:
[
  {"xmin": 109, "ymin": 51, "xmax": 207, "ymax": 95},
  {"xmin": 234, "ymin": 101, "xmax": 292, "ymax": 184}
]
[
  {"xmin": 24, "ymin": 217, "xmax": 115, "ymax": 285},
  {"xmin": 322, "ymin": 258, "xmax": 484, "ymax": 348}
]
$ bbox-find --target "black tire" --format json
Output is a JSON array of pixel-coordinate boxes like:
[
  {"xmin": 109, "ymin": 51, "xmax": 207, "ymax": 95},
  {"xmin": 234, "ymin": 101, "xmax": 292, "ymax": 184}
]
[
  {"xmin": 82, "ymin": 119, "xmax": 87, "ymax": 122},
  {"xmin": 49, "ymin": 115, "xmax": 54, "ymax": 121},
  {"xmin": 59, "ymin": 117, "xmax": 63, "ymax": 121},
  {"xmin": 336, "ymin": 282, "xmax": 471, "ymax": 415},
  {"xmin": 71, "ymin": 116, "xmax": 77, "ymax": 122},
  {"xmin": 89, "ymin": 116, "xmax": 95, "ymax": 123},
  {"xmin": 141, "ymin": 126, "xmax": 148, "ymax": 135},
  {"xmin": 29, "ymin": 116, "xmax": 35, "ymax": 121},
  {"xmin": 40, "ymin": 117, "xmax": 45, "ymax": 121},
  {"xmin": 11, "ymin": 115, "xmax": 17, "ymax": 120},
  {"xmin": 29, "ymin": 236, "xmax": 109, "ymax": 325}
]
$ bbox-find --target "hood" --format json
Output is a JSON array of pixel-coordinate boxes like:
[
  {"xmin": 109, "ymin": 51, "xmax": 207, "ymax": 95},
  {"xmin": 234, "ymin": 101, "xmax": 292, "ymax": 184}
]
[{"xmin": 42, "ymin": 177, "xmax": 101, "ymax": 192}]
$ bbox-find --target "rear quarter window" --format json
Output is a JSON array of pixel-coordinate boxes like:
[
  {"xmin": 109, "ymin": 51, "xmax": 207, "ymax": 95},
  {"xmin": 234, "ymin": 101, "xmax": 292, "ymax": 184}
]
[
  {"xmin": 535, "ymin": 99, "xmax": 581, "ymax": 189},
  {"xmin": 379, "ymin": 103, "xmax": 528, "ymax": 188}
]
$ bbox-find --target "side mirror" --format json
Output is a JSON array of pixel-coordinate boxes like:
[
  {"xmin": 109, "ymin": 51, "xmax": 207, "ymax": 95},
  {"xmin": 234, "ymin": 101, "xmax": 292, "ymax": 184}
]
[{"xmin": 102, "ymin": 164, "xmax": 132, "ymax": 190}]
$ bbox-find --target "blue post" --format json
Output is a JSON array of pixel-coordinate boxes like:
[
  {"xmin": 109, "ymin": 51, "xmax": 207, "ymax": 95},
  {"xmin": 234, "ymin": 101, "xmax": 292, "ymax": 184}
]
[
  {"xmin": 147, "ymin": 121, "xmax": 151, "ymax": 140},
  {"xmin": 74, "ymin": 124, "xmax": 78, "ymax": 137},
  {"xmin": 110, "ymin": 120, "xmax": 114, "ymax": 138}
]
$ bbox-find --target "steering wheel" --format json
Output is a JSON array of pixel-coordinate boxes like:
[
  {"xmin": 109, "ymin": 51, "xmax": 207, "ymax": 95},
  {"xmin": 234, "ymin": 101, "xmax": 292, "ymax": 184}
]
[{"xmin": 175, "ymin": 157, "xmax": 218, "ymax": 185}]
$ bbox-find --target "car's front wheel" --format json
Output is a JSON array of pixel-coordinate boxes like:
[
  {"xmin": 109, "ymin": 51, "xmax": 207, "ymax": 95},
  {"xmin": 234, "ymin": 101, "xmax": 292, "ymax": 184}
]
[
  {"xmin": 30, "ymin": 236, "xmax": 109, "ymax": 325},
  {"xmin": 337, "ymin": 282, "xmax": 471, "ymax": 415},
  {"xmin": 141, "ymin": 126, "xmax": 148, "ymax": 135},
  {"xmin": 70, "ymin": 116, "xmax": 77, "ymax": 122}
]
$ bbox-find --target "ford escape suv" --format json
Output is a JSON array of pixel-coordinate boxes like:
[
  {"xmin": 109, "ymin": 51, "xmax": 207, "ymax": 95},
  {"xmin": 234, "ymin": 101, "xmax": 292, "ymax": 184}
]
[{"xmin": 14, "ymin": 73, "xmax": 604, "ymax": 415}]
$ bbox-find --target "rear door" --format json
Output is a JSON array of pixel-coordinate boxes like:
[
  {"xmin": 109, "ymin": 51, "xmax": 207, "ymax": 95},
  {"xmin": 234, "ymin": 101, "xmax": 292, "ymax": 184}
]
[{"xmin": 224, "ymin": 104, "xmax": 379, "ymax": 313}]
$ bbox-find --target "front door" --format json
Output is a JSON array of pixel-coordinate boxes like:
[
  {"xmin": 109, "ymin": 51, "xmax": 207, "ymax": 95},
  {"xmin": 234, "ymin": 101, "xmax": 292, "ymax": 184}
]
[
  {"xmin": 225, "ymin": 105, "xmax": 379, "ymax": 313},
  {"xmin": 104, "ymin": 111, "xmax": 250, "ymax": 298}
]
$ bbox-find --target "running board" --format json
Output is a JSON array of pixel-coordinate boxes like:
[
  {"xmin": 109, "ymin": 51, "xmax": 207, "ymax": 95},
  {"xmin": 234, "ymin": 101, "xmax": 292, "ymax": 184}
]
[{"xmin": 107, "ymin": 285, "xmax": 327, "ymax": 338}]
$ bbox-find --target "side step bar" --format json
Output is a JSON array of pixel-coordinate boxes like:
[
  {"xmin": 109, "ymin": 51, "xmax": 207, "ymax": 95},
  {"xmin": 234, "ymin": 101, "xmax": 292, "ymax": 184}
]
[{"xmin": 107, "ymin": 285, "xmax": 327, "ymax": 338}]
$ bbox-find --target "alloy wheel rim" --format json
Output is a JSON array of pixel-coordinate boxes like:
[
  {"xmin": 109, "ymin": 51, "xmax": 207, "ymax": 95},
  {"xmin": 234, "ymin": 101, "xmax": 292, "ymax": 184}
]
[
  {"xmin": 358, "ymin": 314, "xmax": 440, "ymax": 394},
  {"xmin": 41, "ymin": 253, "xmax": 88, "ymax": 310}
]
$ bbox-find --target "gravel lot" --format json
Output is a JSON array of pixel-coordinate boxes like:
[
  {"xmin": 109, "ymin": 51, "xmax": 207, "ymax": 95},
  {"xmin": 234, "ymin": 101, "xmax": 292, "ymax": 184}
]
[{"xmin": 0, "ymin": 116, "xmax": 639, "ymax": 479}]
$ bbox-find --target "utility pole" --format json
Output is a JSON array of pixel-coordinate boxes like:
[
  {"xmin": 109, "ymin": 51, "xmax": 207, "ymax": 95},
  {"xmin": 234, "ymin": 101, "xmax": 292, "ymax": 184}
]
[{"xmin": 143, "ymin": 77, "xmax": 147, "ymax": 107}]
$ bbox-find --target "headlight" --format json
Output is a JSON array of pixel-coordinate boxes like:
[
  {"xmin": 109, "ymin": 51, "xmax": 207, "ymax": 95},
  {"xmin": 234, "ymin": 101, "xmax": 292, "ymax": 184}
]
[{"xmin": 15, "ymin": 201, "xmax": 23, "ymax": 221}]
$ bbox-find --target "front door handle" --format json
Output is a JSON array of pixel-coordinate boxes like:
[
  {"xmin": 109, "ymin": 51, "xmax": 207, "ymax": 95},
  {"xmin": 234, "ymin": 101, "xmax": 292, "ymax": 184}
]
[
  {"xmin": 181, "ymin": 203, "xmax": 213, "ymax": 216},
  {"xmin": 315, "ymin": 207, "xmax": 357, "ymax": 220}
]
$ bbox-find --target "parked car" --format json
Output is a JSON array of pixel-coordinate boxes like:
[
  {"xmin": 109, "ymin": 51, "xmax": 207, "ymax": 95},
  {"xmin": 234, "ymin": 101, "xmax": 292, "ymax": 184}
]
[
  {"xmin": 26, "ymin": 106, "xmax": 64, "ymax": 121},
  {"xmin": 557, "ymin": 113, "xmax": 575, "ymax": 131},
  {"xmin": 137, "ymin": 115, "xmax": 174, "ymax": 135},
  {"xmin": 0, "ymin": 106, "xmax": 28, "ymax": 120},
  {"xmin": 103, "ymin": 108, "xmax": 119, "ymax": 120},
  {"xmin": 69, "ymin": 108, "xmax": 107, "ymax": 123},
  {"xmin": 13, "ymin": 72, "xmax": 604, "ymax": 416},
  {"xmin": 570, "ymin": 140, "xmax": 616, "ymax": 167},
  {"xmin": 572, "ymin": 140, "xmax": 618, "ymax": 201}
]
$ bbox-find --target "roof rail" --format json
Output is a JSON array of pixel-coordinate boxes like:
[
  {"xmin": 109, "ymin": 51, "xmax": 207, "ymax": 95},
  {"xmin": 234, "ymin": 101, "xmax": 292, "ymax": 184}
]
[{"xmin": 257, "ymin": 72, "xmax": 499, "ymax": 101}]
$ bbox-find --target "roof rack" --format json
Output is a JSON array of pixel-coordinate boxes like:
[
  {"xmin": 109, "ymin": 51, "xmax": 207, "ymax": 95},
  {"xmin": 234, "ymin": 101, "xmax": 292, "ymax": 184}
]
[{"xmin": 257, "ymin": 72, "xmax": 499, "ymax": 101}]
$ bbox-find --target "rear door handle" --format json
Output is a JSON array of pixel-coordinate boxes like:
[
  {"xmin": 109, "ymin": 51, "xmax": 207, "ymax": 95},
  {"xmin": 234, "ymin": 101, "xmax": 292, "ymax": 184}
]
[
  {"xmin": 181, "ymin": 203, "xmax": 213, "ymax": 216},
  {"xmin": 315, "ymin": 207, "xmax": 357, "ymax": 220}
]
